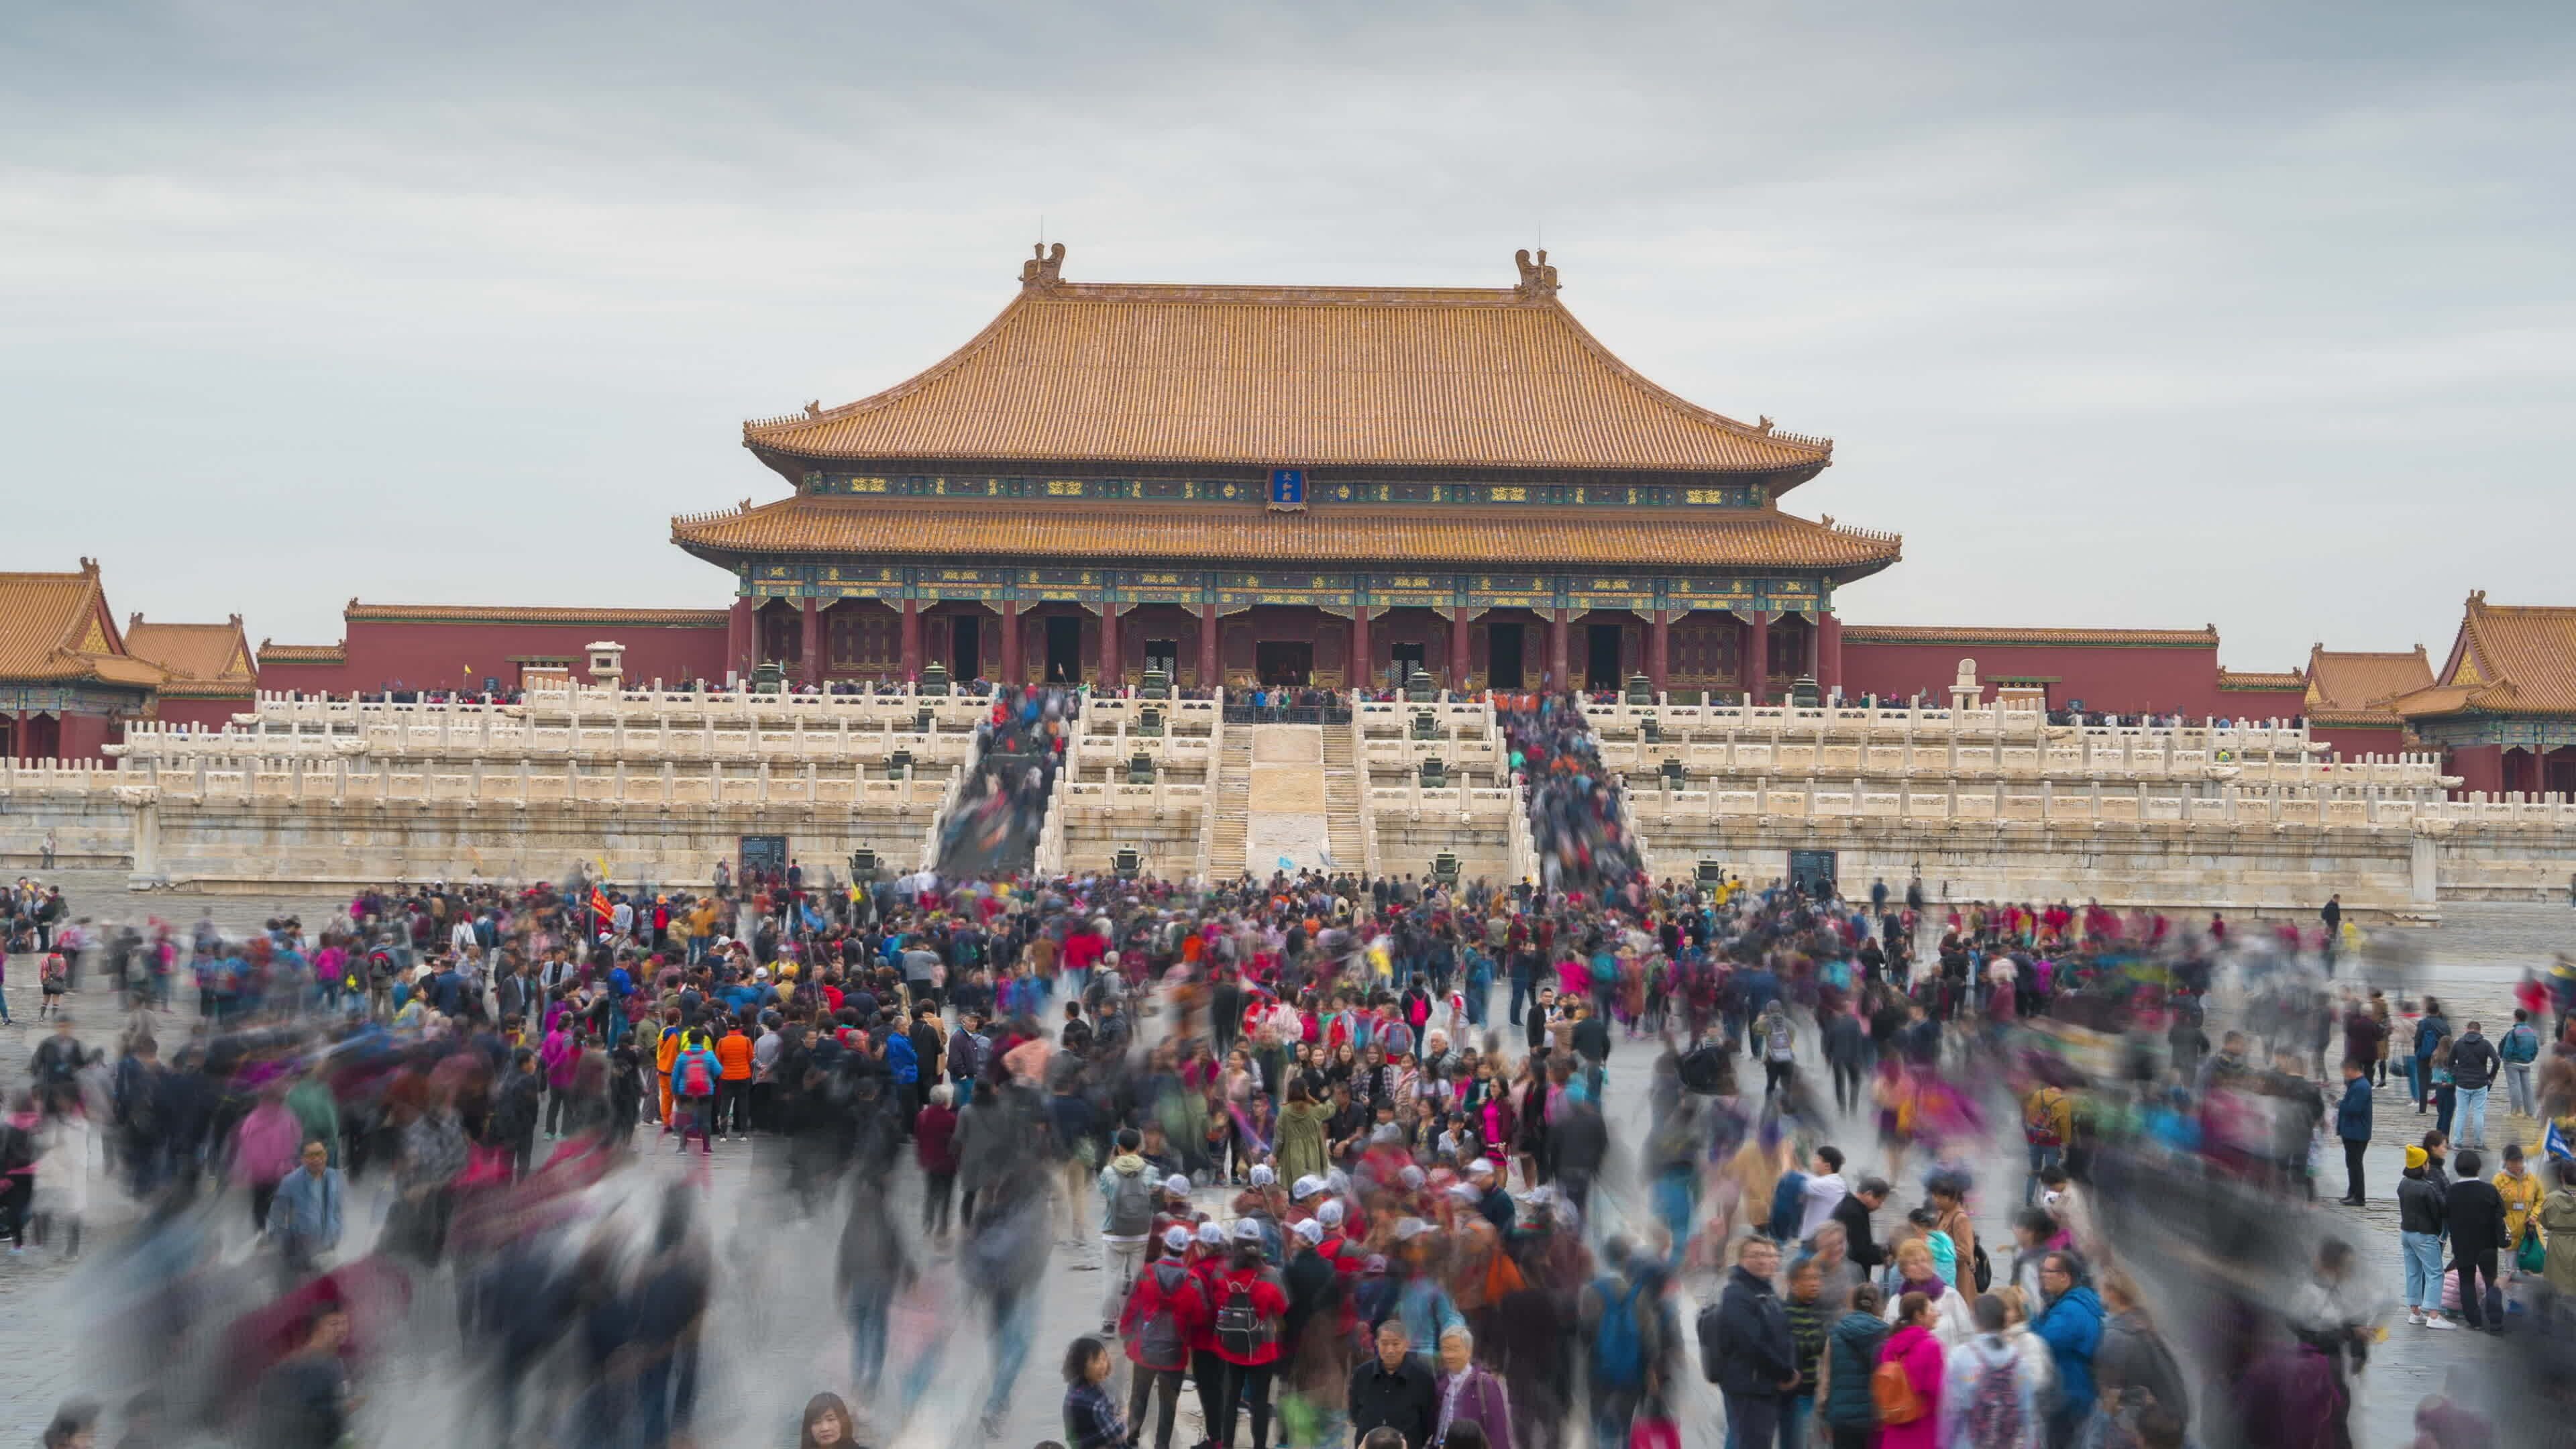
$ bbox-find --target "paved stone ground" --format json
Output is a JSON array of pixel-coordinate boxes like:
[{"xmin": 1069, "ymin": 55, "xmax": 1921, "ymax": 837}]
[{"xmin": 0, "ymin": 881, "xmax": 2567, "ymax": 1446}]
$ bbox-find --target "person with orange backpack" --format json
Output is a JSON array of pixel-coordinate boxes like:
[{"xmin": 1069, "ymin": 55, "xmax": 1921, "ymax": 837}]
[
  {"xmin": 1872, "ymin": 1290, "xmax": 1945, "ymax": 1449},
  {"xmin": 1118, "ymin": 1224, "xmax": 1209, "ymax": 1449}
]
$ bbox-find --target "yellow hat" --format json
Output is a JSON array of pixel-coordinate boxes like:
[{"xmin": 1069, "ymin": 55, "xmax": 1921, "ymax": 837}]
[{"xmin": 2404, "ymin": 1146, "xmax": 2428, "ymax": 1170}]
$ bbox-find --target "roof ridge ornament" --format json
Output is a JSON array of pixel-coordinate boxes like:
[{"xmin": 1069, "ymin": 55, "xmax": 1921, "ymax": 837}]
[
  {"xmin": 1513, "ymin": 248, "xmax": 1559, "ymax": 300},
  {"xmin": 1022, "ymin": 241, "xmax": 1067, "ymax": 292}
]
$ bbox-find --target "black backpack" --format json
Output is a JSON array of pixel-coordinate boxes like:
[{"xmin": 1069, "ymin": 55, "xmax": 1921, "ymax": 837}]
[
  {"xmin": 1215, "ymin": 1271, "xmax": 1279, "ymax": 1359},
  {"xmin": 1679, "ymin": 1043, "xmax": 1737, "ymax": 1095}
]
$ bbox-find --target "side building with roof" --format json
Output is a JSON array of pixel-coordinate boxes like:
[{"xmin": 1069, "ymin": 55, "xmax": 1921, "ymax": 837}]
[
  {"xmin": 124, "ymin": 614, "xmax": 260, "ymax": 731},
  {"xmin": 2393, "ymin": 593, "xmax": 2576, "ymax": 796},
  {"xmin": 0, "ymin": 561, "xmax": 166, "ymax": 759},
  {"xmin": 2302, "ymin": 643, "xmax": 2434, "ymax": 761}
]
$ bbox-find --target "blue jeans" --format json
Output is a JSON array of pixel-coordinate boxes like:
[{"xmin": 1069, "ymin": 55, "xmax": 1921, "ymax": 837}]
[
  {"xmin": 2402, "ymin": 1229, "xmax": 2445, "ymax": 1311},
  {"xmin": 2025, "ymin": 1143, "xmax": 2061, "ymax": 1205},
  {"xmin": 1780, "ymin": 1393, "xmax": 1811, "ymax": 1448},
  {"xmin": 849, "ymin": 1279, "xmax": 894, "ymax": 1394},
  {"xmin": 981, "ymin": 1291, "xmax": 1036, "ymax": 1419},
  {"xmin": 2458, "ymin": 1085, "xmax": 2489, "ymax": 1144},
  {"xmin": 2414, "ymin": 1053, "xmax": 2433, "ymax": 1108}
]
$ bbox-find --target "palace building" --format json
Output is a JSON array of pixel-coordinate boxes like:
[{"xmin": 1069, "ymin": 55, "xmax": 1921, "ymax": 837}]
[
  {"xmin": 671, "ymin": 245, "xmax": 1900, "ymax": 699},
  {"xmin": 12, "ymin": 247, "xmax": 2556, "ymax": 783}
]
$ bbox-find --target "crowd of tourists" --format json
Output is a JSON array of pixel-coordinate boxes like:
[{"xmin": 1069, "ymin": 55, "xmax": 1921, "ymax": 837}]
[{"xmin": 14, "ymin": 695, "xmax": 2576, "ymax": 1449}]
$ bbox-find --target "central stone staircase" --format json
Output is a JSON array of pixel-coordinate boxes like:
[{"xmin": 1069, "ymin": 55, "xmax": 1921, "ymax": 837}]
[
  {"xmin": 1205, "ymin": 729, "xmax": 1252, "ymax": 880},
  {"xmin": 1321, "ymin": 724, "xmax": 1366, "ymax": 873}
]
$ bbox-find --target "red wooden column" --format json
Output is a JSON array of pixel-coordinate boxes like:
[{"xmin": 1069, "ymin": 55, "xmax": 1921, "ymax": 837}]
[
  {"xmin": 1197, "ymin": 608, "xmax": 1220, "ymax": 690},
  {"xmin": 1350, "ymin": 607, "xmax": 1373, "ymax": 691},
  {"xmin": 1742, "ymin": 612, "xmax": 1771, "ymax": 705},
  {"xmin": 1648, "ymin": 610, "xmax": 1670, "ymax": 694},
  {"xmin": 1000, "ymin": 600, "xmax": 1022, "ymax": 686},
  {"xmin": 1817, "ymin": 610, "xmax": 1843, "ymax": 699},
  {"xmin": 1449, "ymin": 610, "xmax": 1472, "ymax": 693},
  {"xmin": 899, "ymin": 599, "xmax": 922, "ymax": 682},
  {"xmin": 798, "ymin": 598, "xmax": 822, "ymax": 687},
  {"xmin": 1099, "ymin": 602, "xmax": 1122, "ymax": 688},
  {"xmin": 1548, "ymin": 610, "xmax": 1570, "ymax": 693},
  {"xmin": 726, "ymin": 597, "xmax": 755, "ymax": 683}
]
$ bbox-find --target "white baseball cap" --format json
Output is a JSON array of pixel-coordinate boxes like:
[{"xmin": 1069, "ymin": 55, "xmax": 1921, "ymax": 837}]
[
  {"xmin": 1318, "ymin": 1200, "xmax": 1346, "ymax": 1227},
  {"xmin": 1197, "ymin": 1222, "xmax": 1227, "ymax": 1247},
  {"xmin": 1291, "ymin": 1175, "xmax": 1324, "ymax": 1199},
  {"xmin": 1165, "ymin": 1175, "xmax": 1193, "ymax": 1196},
  {"xmin": 1163, "ymin": 1225, "xmax": 1193, "ymax": 1252},
  {"xmin": 1293, "ymin": 1218, "xmax": 1326, "ymax": 1245},
  {"xmin": 1234, "ymin": 1218, "xmax": 1266, "ymax": 1242},
  {"xmin": 1248, "ymin": 1165, "xmax": 1276, "ymax": 1187}
]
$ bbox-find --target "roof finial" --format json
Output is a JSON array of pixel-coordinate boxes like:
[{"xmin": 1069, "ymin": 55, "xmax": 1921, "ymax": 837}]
[
  {"xmin": 1513, "ymin": 248, "xmax": 1559, "ymax": 300},
  {"xmin": 1021, "ymin": 241, "xmax": 1067, "ymax": 291}
]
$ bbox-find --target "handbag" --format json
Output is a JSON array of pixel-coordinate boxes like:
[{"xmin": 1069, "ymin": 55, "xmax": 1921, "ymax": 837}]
[
  {"xmin": 2520, "ymin": 1225, "xmax": 2548, "ymax": 1275},
  {"xmin": 1625, "ymin": 1400, "xmax": 1679, "ymax": 1449}
]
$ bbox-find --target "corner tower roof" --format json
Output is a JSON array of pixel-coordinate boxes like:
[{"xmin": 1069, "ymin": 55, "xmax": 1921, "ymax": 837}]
[{"xmin": 743, "ymin": 246, "xmax": 1833, "ymax": 479}]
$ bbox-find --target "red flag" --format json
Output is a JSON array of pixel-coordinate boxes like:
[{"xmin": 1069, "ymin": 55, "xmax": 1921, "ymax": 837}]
[{"xmin": 591, "ymin": 888, "xmax": 614, "ymax": 928}]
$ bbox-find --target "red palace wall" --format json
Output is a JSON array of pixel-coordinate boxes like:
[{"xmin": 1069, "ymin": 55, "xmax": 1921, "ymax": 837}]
[
  {"xmin": 2308, "ymin": 724, "xmax": 2413, "ymax": 762},
  {"xmin": 1841, "ymin": 639, "xmax": 2302, "ymax": 720},
  {"xmin": 264, "ymin": 616, "xmax": 729, "ymax": 695}
]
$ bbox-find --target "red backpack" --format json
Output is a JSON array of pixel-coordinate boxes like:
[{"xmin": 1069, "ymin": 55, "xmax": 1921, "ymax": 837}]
[{"xmin": 680, "ymin": 1050, "xmax": 716, "ymax": 1097}]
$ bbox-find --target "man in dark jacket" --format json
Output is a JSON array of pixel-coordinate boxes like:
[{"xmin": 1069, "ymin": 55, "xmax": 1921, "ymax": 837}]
[
  {"xmin": 2445, "ymin": 1149, "xmax": 2510, "ymax": 1331},
  {"xmin": 1348, "ymin": 1320, "xmax": 1437, "ymax": 1449},
  {"xmin": 2449, "ymin": 1022, "xmax": 2500, "ymax": 1149},
  {"xmin": 1831, "ymin": 1177, "xmax": 1890, "ymax": 1274},
  {"xmin": 2334, "ymin": 1060, "xmax": 2373, "ymax": 1205},
  {"xmin": 1701, "ymin": 1236, "xmax": 1795, "ymax": 1449}
]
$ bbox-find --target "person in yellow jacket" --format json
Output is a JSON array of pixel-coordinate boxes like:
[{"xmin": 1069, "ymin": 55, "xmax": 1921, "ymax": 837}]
[{"xmin": 2497, "ymin": 1142, "xmax": 2546, "ymax": 1273}]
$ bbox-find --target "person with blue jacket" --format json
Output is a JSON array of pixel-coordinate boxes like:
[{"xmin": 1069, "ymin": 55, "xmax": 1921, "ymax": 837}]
[
  {"xmin": 2032, "ymin": 1250, "xmax": 2104, "ymax": 1444},
  {"xmin": 2336, "ymin": 1059, "xmax": 2375, "ymax": 1205}
]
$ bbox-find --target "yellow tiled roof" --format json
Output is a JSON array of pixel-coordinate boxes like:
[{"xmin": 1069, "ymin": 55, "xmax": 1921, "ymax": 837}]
[
  {"xmin": 743, "ymin": 248, "xmax": 1831, "ymax": 476},
  {"xmin": 672, "ymin": 496, "xmax": 1899, "ymax": 574},
  {"xmin": 1841, "ymin": 625, "xmax": 2220, "ymax": 648},
  {"xmin": 0, "ymin": 564, "xmax": 163, "ymax": 688},
  {"xmin": 2304, "ymin": 645, "xmax": 2432, "ymax": 725},
  {"xmin": 2217, "ymin": 669, "xmax": 2306, "ymax": 692},
  {"xmin": 258, "ymin": 643, "xmax": 347, "ymax": 665},
  {"xmin": 125, "ymin": 618, "xmax": 256, "ymax": 684},
  {"xmin": 2396, "ymin": 594, "xmax": 2576, "ymax": 718}
]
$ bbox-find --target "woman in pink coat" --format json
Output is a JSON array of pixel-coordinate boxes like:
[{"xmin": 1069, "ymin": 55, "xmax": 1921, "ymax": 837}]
[{"xmin": 1875, "ymin": 1291, "xmax": 1946, "ymax": 1449}]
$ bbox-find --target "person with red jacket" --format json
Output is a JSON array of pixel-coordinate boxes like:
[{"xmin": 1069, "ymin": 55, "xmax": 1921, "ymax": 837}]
[
  {"xmin": 1120, "ymin": 1224, "xmax": 1209, "ymax": 1449},
  {"xmin": 1209, "ymin": 1220, "xmax": 1291, "ymax": 1449}
]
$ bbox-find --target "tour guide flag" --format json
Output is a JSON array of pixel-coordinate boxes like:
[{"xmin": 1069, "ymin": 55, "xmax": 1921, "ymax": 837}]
[
  {"xmin": 591, "ymin": 886, "xmax": 614, "ymax": 928},
  {"xmin": 2548, "ymin": 1119, "xmax": 2573, "ymax": 1162}
]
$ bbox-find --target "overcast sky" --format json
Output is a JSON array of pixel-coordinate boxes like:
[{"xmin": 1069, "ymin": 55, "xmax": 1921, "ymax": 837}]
[{"xmin": 7, "ymin": 1, "xmax": 2569, "ymax": 667}]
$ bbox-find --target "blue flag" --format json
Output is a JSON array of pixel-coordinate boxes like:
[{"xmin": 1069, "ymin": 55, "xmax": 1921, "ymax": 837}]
[{"xmin": 2547, "ymin": 1119, "xmax": 2573, "ymax": 1162}]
